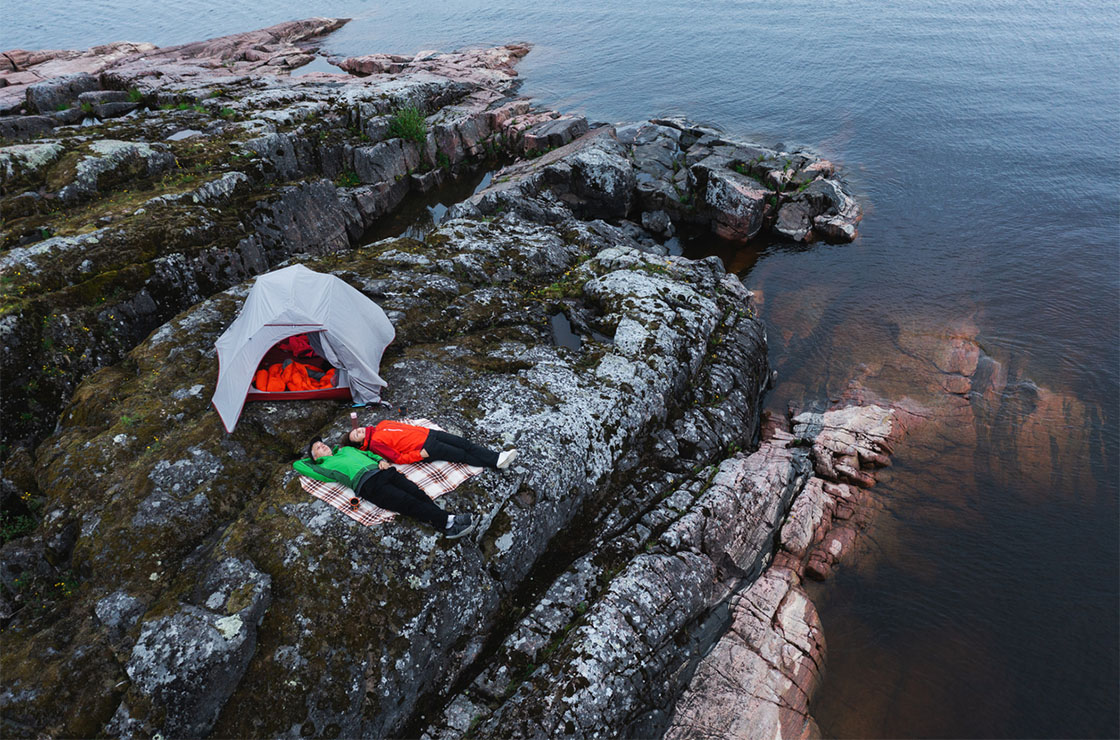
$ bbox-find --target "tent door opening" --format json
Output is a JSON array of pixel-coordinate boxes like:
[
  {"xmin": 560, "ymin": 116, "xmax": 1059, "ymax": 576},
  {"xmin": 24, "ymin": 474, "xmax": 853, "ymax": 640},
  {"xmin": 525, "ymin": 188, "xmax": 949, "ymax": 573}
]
[{"xmin": 245, "ymin": 331, "xmax": 353, "ymax": 402}]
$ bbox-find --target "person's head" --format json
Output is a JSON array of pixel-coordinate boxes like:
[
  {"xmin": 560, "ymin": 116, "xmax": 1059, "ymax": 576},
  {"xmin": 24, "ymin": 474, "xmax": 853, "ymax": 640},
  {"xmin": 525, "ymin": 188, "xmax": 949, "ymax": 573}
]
[
  {"xmin": 308, "ymin": 437, "xmax": 332, "ymax": 461},
  {"xmin": 348, "ymin": 426, "xmax": 367, "ymax": 445}
]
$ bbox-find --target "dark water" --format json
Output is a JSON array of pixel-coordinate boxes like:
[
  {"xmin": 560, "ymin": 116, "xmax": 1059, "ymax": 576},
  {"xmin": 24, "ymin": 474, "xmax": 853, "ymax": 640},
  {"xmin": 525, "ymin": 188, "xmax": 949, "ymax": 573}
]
[{"xmin": 6, "ymin": 2, "xmax": 1118, "ymax": 736}]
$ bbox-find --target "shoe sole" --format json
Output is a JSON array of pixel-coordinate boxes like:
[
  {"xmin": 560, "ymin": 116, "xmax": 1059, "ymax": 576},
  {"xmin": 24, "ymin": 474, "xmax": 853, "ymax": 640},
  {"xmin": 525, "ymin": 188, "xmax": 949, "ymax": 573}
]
[
  {"xmin": 497, "ymin": 450, "xmax": 519, "ymax": 469},
  {"xmin": 445, "ymin": 522, "xmax": 476, "ymax": 540}
]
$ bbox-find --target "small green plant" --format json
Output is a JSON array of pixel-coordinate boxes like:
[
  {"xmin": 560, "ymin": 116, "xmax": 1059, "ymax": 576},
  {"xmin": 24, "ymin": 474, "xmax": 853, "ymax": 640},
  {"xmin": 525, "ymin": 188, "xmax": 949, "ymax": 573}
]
[
  {"xmin": 219, "ymin": 107, "xmax": 235, "ymax": 118},
  {"xmin": 0, "ymin": 510, "xmax": 36, "ymax": 544},
  {"xmin": 192, "ymin": 104, "xmax": 206, "ymax": 113},
  {"xmin": 436, "ymin": 152, "xmax": 451, "ymax": 170},
  {"xmin": 55, "ymin": 102, "xmax": 70, "ymax": 111},
  {"xmin": 387, "ymin": 106, "xmax": 427, "ymax": 144},
  {"xmin": 160, "ymin": 103, "xmax": 175, "ymax": 110},
  {"xmin": 55, "ymin": 575, "xmax": 78, "ymax": 598},
  {"xmin": 127, "ymin": 88, "xmax": 143, "ymax": 102},
  {"xmin": 80, "ymin": 102, "xmax": 93, "ymax": 114},
  {"xmin": 119, "ymin": 413, "xmax": 139, "ymax": 427},
  {"xmin": 335, "ymin": 169, "xmax": 360, "ymax": 187}
]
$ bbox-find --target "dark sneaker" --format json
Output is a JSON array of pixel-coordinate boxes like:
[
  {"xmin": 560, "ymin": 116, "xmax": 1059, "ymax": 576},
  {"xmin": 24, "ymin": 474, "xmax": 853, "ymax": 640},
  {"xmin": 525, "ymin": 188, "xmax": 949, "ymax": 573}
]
[{"xmin": 445, "ymin": 513, "xmax": 475, "ymax": 539}]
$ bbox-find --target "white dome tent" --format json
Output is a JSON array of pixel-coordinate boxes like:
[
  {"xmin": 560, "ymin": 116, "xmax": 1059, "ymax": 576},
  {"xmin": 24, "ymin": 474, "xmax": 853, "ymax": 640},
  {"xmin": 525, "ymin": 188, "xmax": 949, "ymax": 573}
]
[{"xmin": 211, "ymin": 264, "xmax": 395, "ymax": 433}]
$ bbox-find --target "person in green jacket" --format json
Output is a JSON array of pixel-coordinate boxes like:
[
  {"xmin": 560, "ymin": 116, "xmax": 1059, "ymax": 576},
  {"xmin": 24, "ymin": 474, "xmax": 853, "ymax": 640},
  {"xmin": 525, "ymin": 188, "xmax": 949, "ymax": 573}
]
[{"xmin": 294, "ymin": 437, "xmax": 475, "ymax": 539}]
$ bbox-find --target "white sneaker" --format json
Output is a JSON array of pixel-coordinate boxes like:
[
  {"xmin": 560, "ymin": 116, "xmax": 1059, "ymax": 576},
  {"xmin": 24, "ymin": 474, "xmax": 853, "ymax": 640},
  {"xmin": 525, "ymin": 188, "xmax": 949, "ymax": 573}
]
[{"xmin": 496, "ymin": 449, "xmax": 519, "ymax": 470}]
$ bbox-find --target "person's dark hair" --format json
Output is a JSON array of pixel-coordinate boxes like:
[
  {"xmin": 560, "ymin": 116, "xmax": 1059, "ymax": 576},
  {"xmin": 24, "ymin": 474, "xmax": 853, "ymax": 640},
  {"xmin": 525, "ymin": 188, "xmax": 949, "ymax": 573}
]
[
  {"xmin": 307, "ymin": 436, "xmax": 324, "ymax": 460},
  {"xmin": 338, "ymin": 434, "xmax": 358, "ymax": 449}
]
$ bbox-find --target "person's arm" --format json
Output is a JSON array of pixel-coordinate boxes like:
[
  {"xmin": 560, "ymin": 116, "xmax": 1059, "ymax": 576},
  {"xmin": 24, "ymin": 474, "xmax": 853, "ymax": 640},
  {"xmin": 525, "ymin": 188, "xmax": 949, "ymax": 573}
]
[
  {"xmin": 361, "ymin": 449, "xmax": 391, "ymax": 471},
  {"xmin": 365, "ymin": 438, "xmax": 399, "ymax": 463},
  {"xmin": 355, "ymin": 448, "xmax": 386, "ymax": 465}
]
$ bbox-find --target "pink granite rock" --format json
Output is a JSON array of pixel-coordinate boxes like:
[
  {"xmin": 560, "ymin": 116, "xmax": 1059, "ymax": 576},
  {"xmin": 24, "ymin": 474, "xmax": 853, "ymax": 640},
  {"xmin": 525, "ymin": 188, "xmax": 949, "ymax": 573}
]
[
  {"xmin": 0, "ymin": 19, "xmax": 346, "ymax": 115},
  {"xmin": 666, "ymin": 567, "xmax": 825, "ymax": 740},
  {"xmin": 339, "ymin": 44, "xmax": 530, "ymax": 81},
  {"xmin": 0, "ymin": 43, "xmax": 156, "ymax": 113}
]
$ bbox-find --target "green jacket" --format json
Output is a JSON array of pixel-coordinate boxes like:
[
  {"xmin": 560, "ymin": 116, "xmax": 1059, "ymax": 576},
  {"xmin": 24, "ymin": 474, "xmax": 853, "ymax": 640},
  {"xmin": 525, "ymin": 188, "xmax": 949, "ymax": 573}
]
[{"xmin": 293, "ymin": 446, "xmax": 384, "ymax": 491}]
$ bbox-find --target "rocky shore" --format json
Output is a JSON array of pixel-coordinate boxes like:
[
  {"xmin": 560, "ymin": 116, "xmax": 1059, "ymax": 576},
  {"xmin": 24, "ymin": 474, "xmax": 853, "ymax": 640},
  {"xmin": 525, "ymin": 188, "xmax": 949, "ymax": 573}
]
[{"xmin": 1, "ymin": 20, "xmax": 871, "ymax": 738}]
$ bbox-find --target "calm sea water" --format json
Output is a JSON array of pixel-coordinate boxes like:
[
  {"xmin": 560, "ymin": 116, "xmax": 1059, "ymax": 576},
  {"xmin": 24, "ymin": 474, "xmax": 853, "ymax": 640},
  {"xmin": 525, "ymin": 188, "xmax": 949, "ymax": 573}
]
[{"xmin": 5, "ymin": 2, "xmax": 1118, "ymax": 737}]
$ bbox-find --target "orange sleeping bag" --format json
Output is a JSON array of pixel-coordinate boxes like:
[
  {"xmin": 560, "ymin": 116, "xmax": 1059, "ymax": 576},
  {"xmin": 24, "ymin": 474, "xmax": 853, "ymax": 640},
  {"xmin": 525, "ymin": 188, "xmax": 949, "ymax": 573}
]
[{"xmin": 254, "ymin": 362, "xmax": 336, "ymax": 392}]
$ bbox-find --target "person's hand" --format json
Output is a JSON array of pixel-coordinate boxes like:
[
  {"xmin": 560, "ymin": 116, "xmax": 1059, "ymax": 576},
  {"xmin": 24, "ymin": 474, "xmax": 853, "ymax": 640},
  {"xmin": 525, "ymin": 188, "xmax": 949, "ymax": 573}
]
[{"xmin": 378, "ymin": 460, "xmax": 391, "ymax": 470}]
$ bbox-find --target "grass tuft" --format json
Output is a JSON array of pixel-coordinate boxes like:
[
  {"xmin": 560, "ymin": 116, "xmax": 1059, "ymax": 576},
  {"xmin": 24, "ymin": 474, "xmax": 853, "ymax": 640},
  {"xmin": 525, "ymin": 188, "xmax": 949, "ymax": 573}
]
[{"xmin": 387, "ymin": 106, "xmax": 428, "ymax": 144}]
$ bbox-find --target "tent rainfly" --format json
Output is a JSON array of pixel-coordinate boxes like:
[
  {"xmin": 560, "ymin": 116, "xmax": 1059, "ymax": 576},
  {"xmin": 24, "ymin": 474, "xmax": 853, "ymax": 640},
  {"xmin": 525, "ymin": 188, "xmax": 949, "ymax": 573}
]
[{"xmin": 211, "ymin": 264, "xmax": 395, "ymax": 433}]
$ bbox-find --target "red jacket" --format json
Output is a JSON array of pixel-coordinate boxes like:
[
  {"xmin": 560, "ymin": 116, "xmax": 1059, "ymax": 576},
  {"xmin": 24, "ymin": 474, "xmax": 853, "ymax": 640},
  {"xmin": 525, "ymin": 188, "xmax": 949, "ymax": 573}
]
[{"xmin": 358, "ymin": 421, "xmax": 431, "ymax": 464}]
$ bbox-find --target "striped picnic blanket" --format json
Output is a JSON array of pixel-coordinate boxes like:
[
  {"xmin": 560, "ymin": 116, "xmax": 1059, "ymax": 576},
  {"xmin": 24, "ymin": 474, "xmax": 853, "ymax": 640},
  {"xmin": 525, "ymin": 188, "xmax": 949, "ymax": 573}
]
[{"xmin": 297, "ymin": 419, "xmax": 483, "ymax": 527}]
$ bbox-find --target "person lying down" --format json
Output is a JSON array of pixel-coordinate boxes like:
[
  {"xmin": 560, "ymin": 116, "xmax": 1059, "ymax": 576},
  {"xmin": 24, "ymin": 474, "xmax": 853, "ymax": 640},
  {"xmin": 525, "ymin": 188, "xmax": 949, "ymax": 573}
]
[{"xmin": 293, "ymin": 425, "xmax": 517, "ymax": 539}]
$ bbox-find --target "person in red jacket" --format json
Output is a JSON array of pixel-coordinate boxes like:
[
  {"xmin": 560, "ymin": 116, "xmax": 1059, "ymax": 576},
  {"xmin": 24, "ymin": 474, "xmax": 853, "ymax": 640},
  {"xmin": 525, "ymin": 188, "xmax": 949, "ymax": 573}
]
[{"xmin": 347, "ymin": 420, "xmax": 518, "ymax": 470}]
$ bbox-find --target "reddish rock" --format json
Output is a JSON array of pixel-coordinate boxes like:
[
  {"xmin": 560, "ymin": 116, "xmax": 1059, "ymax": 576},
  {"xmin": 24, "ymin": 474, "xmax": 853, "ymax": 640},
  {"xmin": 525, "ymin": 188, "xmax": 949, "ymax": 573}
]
[
  {"xmin": 340, "ymin": 44, "xmax": 530, "ymax": 80},
  {"xmin": 775, "ymin": 199, "xmax": 813, "ymax": 242},
  {"xmin": 0, "ymin": 43, "xmax": 155, "ymax": 114},
  {"xmin": 780, "ymin": 477, "xmax": 833, "ymax": 560},
  {"xmin": 837, "ymin": 314, "xmax": 1102, "ymax": 503},
  {"xmin": 805, "ymin": 553, "xmax": 833, "ymax": 581},
  {"xmin": 0, "ymin": 20, "xmax": 345, "ymax": 117},
  {"xmin": 666, "ymin": 568, "xmax": 825, "ymax": 740},
  {"xmin": 760, "ymin": 409, "xmax": 792, "ymax": 441}
]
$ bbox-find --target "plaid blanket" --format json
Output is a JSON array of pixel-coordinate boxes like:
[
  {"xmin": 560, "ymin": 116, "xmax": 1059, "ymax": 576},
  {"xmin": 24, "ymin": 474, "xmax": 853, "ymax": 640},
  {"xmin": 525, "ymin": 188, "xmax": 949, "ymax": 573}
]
[{"xmin": 298, "ymin": 419, "xmax": 483, "ymax": 527}]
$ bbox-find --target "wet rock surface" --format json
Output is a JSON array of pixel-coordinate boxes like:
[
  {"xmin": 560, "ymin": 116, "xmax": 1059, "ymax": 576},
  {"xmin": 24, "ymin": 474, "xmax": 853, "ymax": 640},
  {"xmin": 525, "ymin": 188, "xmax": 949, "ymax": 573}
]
[{"xmin": 0, "ymin": 21, "xmax": 873, "ymax": 740}]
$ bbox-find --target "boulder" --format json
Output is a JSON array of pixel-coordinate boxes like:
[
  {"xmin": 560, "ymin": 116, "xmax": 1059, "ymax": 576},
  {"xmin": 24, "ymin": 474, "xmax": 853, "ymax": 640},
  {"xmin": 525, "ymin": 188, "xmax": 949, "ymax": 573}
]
[
  {"xmin": 56, "ymin": 140, "xmax": 176, "ymax": 203},
  {"xmin": 0, "ymin": 115, "xmax": 54, "ymax": 140},
  {"xmin": 106, "ymin": 557, "xmax": 271, "ymax": 738},
  {"xmin": 521, "ymin": 115, "xmax": 589, "ymax": 152},
  {"xmin": 76, "ymin": 90, "xmax": 131, "ymax": 105},
  {"xmin": 0, "ymin": 140, "xmax": 64, "ymax": 184},
  {"xmin": 25, "ymin": 73, "xmax": 99, "ymax": 114},
  {"xmin": 693, "ymin": 157, "xmax": 769, "ymax": 241},
  {"xmin": 92, "ymin": 101, "xmax": 139, "ymax": 119},
  {"xmin": 775, "ymin": 199, "xmax": 813, "ymax": 242}
]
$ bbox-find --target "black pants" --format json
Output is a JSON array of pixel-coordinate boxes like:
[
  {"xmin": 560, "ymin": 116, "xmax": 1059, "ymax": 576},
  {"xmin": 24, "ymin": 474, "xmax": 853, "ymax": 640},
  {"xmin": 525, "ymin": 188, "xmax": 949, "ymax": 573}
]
[
  {"xmin": 358, "ymin": 468, "xmax": 448, "ymax": 529},
  {"xmin": 424, "ymin": 429, "xmax": 499, "ymax": 468}
]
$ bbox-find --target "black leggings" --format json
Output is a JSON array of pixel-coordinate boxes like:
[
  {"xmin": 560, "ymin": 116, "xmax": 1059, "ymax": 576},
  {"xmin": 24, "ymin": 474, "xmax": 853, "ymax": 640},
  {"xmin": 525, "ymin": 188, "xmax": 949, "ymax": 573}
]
[
  {"xmin": 423, "ymin": 429, "xmax": 499, "ymax": 468},
  {"xmin": 358, "ymin": 468, "xmax": 448, "ymax": 529}
]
